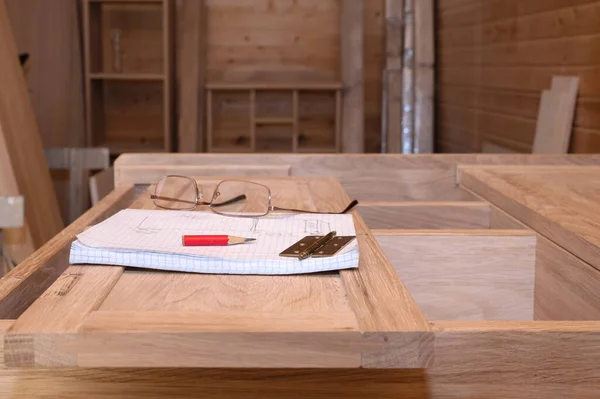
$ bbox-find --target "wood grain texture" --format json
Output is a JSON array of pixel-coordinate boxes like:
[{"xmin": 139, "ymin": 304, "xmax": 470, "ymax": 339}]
[
  {"xmin": 100, "ymin": 270, "xmax": 349, "ymax": 313},
  {"xmin": 463, "ymin": 187, "xmax": 529, "ymax": 229},
  {"xmin": 458, "ymin": 165, "xmax": 600, "ymax": 274},
  {"xmin": 383, "ymin": 0, "xmax": 403, "ymax": 153},
  {"xmin": 177, "ymin": 0, "xmax": 204, "ymax": 152},
  {"xmin": 114, "ymin": 153, "xmax": 600, "ymax": 205},
  {"xmin": 414, "ymin": 0, "xmax": 434, "ymax": 153},
  {"xmin": 115, "ymin": 164, "xmax": 292, "ymax": 186},
  {"xmin": 4, "ymin": 177, "xmax": 432, "ymax": 369},
  {"xmin": 535, "ymin": 235, "xmax": 600, "ymax": 320},
  {"xmin": 375, "ymin": 232, "xmax": 536, "ymax": 320},
  {"xmin": 0, "ymin": 184, "xmax": 135, "ymax": 319},
  {"xmin": 2, "ymin": 318, "xmax": 600, "ymax": 396},
  {"xmin": 307, "ymin": 178, "xmax": 433, "ymax": 368},
  {"xmin": 532, "ymin": 76, "xmax": 579, "ymax": 154},
  {"xmin": 431, "ymin": 320, "xmax": 600, "ymax": 387},
  {"xmin": 115, "ymin": 154, "xmax": 483, "ymax": 201},
  {"xmin": 0, "ymin": 0, "xmax": 64, "ymax": 262},
  {"xmin": 436, "ymin": 0, "xmax": 600, "ymax": 153},
  {"xmin": 357, "ymin": 201, "xmax": 490, "ymax": 229},
  {"xmin": 341, "ymin": 0, "xmax": 365, "ymax": 153},
  {"xmin": 5, "ymin": 0, "xmax": 85, "ymax": 148},
  {"xmin": 489, "ymin": 204, "xmax": 528, "ymax": 229}
]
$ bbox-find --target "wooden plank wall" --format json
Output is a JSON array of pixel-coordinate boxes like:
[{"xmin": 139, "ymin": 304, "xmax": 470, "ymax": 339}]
[
  {"xmin": 204, "ymin": 0, "xmax": 385, "ymax": 153},
  {"xmin": 436, "ymin": 0, "xmax": 600, "ymax": 153},
  {"xmin": 7, "ymin": 0, "xmax": 387, "ymax": 154}
]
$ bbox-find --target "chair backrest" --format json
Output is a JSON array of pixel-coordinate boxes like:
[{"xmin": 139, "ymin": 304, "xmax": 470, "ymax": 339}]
[{"xmin": 90, "ymin": 166, "xmax": 115, "ymax": 206}]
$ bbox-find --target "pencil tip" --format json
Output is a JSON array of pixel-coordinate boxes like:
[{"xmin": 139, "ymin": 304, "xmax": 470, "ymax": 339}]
[{"xmin": 245, "ymin": 238, "xmax": 256, "ymax": 242}]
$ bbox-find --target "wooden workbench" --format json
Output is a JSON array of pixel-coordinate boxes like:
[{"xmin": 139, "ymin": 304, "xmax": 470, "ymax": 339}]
[{"xmin": 1, "ymin": 153, "xmax": 600, "ymax": 397}]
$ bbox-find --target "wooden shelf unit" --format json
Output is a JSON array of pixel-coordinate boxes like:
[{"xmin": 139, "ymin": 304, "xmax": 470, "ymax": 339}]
[
  {"xmin": 82, "ymin": 0, "xmax": 175, "ymax": 154},
  {"xmin": 206, "ymin": 82, "xmax": 342, "ymax": 154}
]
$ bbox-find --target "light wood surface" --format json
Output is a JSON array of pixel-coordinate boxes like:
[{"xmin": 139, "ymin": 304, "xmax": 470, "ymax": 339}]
[
  {"xmin": 0, "ymin": 184, "xmax": 135, "ymax": 319},
  {"xmin": 375, "ymin": 231, "xmax": 536, "ymax": 320},
  {"xmin": 430, "ymin": 320, "xmax": 600, "ymax": 395},
  {"xmin": 4, "ymin": 177, "xmax": 432, "ymax": 368},
  {"xmin": 4, "ymin": 154, "xmax": 600, "ymax": 395},
  {"xmin": 1, "ymin": 318, "xmax": 600, "ymax": 397},
  {"xmin": 0, "ymin": 0, "xmax": 64, "ymax": 263},
  {"xmin": 459, "ymin": 165, "xmax": 600, "ymax": 274},
  {"xmin": 358, "ymin": 201, "xmax": 490, "ymax": 229},
  {"xmin": 532, "ymin": 76, "xmax": 579, "ymax": 154},
  {"xmin": 535, "ymin": 235, "xmax": 600, "ymax": 320},
  {"xmin": 114, "ymin": 154, "xmax": 600, "ymax": 204},
  {"xmin": 115, "ymin": 164, "xmax": 292, "ymax": 187}
]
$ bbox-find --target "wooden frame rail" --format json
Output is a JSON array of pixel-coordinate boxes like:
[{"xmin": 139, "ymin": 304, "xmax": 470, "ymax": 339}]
[{"xmin": 1, "ymin": 154, "xmax": 600, "ymax": 396}]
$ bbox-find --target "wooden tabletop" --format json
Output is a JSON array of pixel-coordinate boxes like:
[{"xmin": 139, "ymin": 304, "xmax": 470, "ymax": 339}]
[
  {"xmin": 3, "ymin": 177, "xmax": 432, "ymax": 369},
  {"xmin": 459, "ymin": 165, "xmax": 600, "ymax": 273}
]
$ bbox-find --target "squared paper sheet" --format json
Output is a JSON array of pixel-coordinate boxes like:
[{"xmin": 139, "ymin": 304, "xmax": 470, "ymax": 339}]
[{"xmin": 69, "ymin": 209, "xmax": 360, "ymax": 275}]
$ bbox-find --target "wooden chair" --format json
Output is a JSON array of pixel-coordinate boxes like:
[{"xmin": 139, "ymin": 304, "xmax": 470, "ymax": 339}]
[
  {"xmin": 89, "ymin": 166, "xmax": 115, "ymax": 206},
  {"xmin": 44, "ymin": 147, "xmax": 109, "ymax": 223}
]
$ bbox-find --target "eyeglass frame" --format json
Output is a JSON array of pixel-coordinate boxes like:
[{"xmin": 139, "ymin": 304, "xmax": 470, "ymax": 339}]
[{"xmin": 150, "ymin": 174, "xmax": 358, "ymax": 217}]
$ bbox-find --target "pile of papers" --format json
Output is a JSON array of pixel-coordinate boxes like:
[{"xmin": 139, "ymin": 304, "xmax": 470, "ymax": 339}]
[{"xmin": 69, "ymin": 209, "xmax": 360, "ymax": 275}]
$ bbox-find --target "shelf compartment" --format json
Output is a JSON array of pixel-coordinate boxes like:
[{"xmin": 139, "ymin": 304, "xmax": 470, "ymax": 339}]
[
  {"xmin": 255, "ymin": 90, "xmax": 293, "ymax": 120},
  {"xmin": 87, "ymin": 1, "xmax": 165, "ymax": 75},
  {"xmin": 297, "ymin": 91, "xmax": 337, "ymax": 152},
  {"xmin": 88, "ymin": 80, "xmax": 165, "ymax": 151},
  {"xmin": 255, "ymin": 124, "xmax": 294, "ymax": 153},
  {"xmin": 208, "ymin": 90, "xmax": 252, "ymax": 152}
]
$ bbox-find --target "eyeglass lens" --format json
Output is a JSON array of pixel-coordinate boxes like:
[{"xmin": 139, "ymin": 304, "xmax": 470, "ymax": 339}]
[
  {"xmin": 153, "ymin": 176, "xmax": 198, "ymax": 210},
  {"xmin": 210, "ymin": 180, "xmax": 270, "ymax": 216}
]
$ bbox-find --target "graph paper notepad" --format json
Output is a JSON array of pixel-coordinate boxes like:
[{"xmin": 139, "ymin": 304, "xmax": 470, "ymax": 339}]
[{"xmin": 69, "ymin": 209, "xmax": 360, "ymax": 275}]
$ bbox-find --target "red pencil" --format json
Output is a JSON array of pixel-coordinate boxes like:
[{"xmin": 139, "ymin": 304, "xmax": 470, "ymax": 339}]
[{"xmin": 182, "ymin": 235, "xmax": 256, "ymax": 246}]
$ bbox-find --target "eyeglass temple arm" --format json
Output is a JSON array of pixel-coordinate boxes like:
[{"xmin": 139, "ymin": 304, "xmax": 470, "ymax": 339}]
[
  {"xmin": 272, "ymin": 199, "xmax": 358, "ymax": 214},
  {"xmin": 209, "ymin": 194, "xmax": 247, "ymax": 208}
]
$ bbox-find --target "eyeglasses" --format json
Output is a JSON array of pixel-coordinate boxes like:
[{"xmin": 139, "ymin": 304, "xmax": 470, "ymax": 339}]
[{"xmin": 150, "ymin": 175, "xmax": 358, "ymax": 217}]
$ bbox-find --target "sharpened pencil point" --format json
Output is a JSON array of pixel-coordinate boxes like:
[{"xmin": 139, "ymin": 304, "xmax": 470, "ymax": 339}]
[{"xmin": 245, "ymin": 238, "xmax": 256, "ymax": 242}]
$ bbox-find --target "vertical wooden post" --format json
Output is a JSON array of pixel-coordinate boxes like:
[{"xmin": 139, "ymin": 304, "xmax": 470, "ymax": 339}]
[
  {"xmin": 414, "ymin": 0, "xmax": 434, "ymax": 153},
  {"xmin": 335, "ymin": 88, "xmax": 342, "ymax": 153},
  {"xmin": 383, "ymin": 0, "xmax": 404, "ymax": 153},
  {"xmin": 401, "ymin": 0, "xmax": 414, "ymax": 154},
  {"xmin": 206, "ymin": 89, "xmax": 213, "ymax": 152},
  {"xmin": 292, "ymin": 90, "xmax": 299, "ymax": 152},
  {"xmin": 82, "ymin": 0, "xmax": 93, "ymax": 147},
  {"xmin": 162, "ymin": 0, "xmax": 172, "ymax": 152},
  {"xmin": 250, "ymin": 89, "xmax": 256, "ymax": 152},
  {"xmin": 177, "ymin": 0, "xmax": 205, "ymax": 153},
  {"xmin": 340, "ymin": 0, "xmax": 364, "ymax": 153}
]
